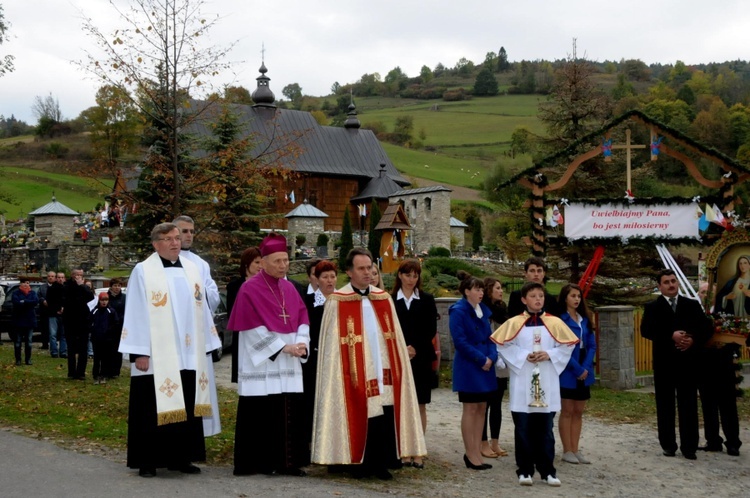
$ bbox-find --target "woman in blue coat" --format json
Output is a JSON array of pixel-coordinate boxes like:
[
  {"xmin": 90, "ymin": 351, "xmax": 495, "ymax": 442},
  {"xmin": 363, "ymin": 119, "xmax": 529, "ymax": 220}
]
[
  {"xmin": 450, "ymin": 271, "xmax": 498, "ymax": 470},
  {"xmin": 12, "ymin": 280, "xmax": 39, "ymax": 366},
  {"xmin": 557, "ymin": 283, "xmax": 597, "ymax": 465}
]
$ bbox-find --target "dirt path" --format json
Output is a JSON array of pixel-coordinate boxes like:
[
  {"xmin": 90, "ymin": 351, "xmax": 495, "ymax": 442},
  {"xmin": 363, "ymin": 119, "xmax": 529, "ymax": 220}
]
[{"xmin": 213, "ymin": 355, "xmax": 750, "ymax": 497}]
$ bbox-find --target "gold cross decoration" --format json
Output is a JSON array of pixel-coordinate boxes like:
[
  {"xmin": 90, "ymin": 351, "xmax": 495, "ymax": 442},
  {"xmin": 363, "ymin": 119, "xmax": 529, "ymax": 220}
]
[
  {"xmin": 159, "ymin": 378, "xmax": 180, "ymax": 398},
  {"xmin": 279, "ymin": 307, "xmax": 290, "ymax": 325},
  {"xmin": 199, "ymin": 372, "xmax": 209, "ymax": 391},
  {"xmin": 382, "ymin": 315, "xmax": 395, "ymax": 341},
  {"xmin": 340, "ymin": 316, "xmax": 363, "ymax": 386}
]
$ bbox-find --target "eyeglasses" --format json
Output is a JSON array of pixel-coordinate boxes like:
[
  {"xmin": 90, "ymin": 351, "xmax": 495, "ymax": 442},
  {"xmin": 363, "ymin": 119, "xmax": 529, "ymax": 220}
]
[
  {"xmin": 181, "ymin": 229, "xmax": 196, "ymax": 234},
  {"xmin": 157, "ymin": 237, "xmax": 181, "ymax": 243}
]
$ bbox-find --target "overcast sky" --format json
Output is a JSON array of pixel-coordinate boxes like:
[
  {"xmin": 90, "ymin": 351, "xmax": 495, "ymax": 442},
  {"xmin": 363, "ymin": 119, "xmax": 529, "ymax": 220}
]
[{"xmin": 1, "ymin": 0, "xmax": 748, "ymax": 125}]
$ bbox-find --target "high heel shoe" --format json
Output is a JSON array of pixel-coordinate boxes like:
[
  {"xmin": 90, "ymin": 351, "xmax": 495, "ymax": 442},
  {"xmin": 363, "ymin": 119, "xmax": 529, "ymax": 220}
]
[{"xmin": 463, "ymin": 454, "xmax": 491, "ymax": 470}]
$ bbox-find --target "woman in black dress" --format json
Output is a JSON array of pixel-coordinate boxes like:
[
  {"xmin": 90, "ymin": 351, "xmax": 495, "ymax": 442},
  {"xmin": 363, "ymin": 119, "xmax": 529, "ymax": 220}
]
[
  {"xmin": 480, "ymin": 277, "xmax": 509, "ymax": 459},
  {"xmin": 227, "ymin": 247, "xmax": 261, "ymax": 383},
  {"xmin": 302, "ymin": 260, "xmax": 338, "ymax": 462},
  {"xmin": 391, "ymin": 259, "xmax": 438, "ymax": 468}
]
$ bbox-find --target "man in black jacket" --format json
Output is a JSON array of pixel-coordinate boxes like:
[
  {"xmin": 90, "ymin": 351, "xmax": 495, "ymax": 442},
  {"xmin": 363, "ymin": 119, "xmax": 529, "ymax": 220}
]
[
  {"xmin": 641, "ymin": 269, "xmax": 712, "ymax": 460},
  {"xmin": 63, "ymin": 268, "xmax": 94, "ymax": 379},
  {"xmin": 46, "ymin": 272, "xmax": 68, "ymax": 358}
]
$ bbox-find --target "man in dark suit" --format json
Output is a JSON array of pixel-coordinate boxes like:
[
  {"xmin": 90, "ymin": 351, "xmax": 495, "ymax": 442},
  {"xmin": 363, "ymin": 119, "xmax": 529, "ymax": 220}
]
[
  {"xmin": 507, "ymin": 257, "xmax": 559, "ymax": 317},
  {"xmin": 641, "ymin": 269, "xmax": 712, "ymax": 460}
]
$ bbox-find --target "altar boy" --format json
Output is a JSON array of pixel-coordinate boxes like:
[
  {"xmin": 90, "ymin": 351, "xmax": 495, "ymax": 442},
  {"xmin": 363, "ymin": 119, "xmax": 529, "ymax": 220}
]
[{"xmin": 491, "ymin": 282, "xmax": 578, "ymax": 487}]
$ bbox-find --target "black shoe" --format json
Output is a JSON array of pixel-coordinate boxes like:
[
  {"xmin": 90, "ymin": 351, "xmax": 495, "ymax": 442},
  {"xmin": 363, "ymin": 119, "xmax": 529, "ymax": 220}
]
[
  {"xmin": 698, "ymin": 444, "xmax": 722, "ymax": 452},
  {"xmin": 168, "ymin": 464, "xmax": 201, "ymax": 474},
  {"xmin": 374, "ymin": 469, "xmax": 393, "ymax": 480},
  {"xmin": 138, "ymin": 467, "xmax": 156, "ymax": 478},
  {"xmin": 60, "ymin": 354, "xmax": 67, "ymax": 358},
  {"xmin": 25, "ymin": 360, "xmax": 32, "ymax": 365},
  {"xmin": 15, "ymin": 360, "xmax": 21, "ymax": 366},
  {"xmin": 727, "ymin": 447, "xmax": 740, "ymax": 456},
  {"xmin": 412, "ymin": 461, "xmax": 425, "ymax": 469},
  {"xmin": 463, "ymin": 454, "xmax": 490, "ymax": 470},
  {"xmin": 279, "ymin": 467, "xmax": 306, "ymax": 477},
  {"xmin": 683, "ymin": 452, "xmax": 697, "ymax": 460},
  {"xmin": 662, "ymin": 450, "xmax": 676, "ymax": 457},
  {"xmin": 50, "ymin": 354, "xmax": 59, "ymax": 358}
]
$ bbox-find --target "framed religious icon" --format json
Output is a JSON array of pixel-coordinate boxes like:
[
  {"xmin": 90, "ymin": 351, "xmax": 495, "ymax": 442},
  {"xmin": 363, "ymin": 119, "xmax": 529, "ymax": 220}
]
[{"xmin": 705, "ymin": 229, "xmax": 750, "ymax": 346}]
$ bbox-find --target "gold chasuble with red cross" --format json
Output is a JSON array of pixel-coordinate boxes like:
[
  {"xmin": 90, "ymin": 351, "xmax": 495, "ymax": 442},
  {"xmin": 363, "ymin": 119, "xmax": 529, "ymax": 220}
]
[{"xmin": 311, "ymin": 284, "xmax": 426, "ymax": 465}]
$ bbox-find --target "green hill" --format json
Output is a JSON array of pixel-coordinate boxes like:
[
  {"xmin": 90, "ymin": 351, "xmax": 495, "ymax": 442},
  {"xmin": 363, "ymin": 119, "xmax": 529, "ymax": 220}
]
[
  {"xmin": 354, "ymin": 94, "xmax": 545, "ymax": 194},
  {"xmin": 0, "ymin": 165, "xmax": 111, "ymax": 220}
]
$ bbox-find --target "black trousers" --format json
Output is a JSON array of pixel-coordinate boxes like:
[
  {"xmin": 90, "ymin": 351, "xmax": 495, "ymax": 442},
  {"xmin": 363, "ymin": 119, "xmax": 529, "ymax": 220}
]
[
  {"xmin": 67, "ymin": 335, "xmax": 89, "ymax": 379},
  {"xmin": 698, "ymin": 346, "xmax": 742, "ymax": 450},
  {"xmin": 653, "ymin": 365, "xmax": 699, "ymax": 455},
  {"xmin": 483, "ymin": 377, "xmax": 508, "ymax": 441}
]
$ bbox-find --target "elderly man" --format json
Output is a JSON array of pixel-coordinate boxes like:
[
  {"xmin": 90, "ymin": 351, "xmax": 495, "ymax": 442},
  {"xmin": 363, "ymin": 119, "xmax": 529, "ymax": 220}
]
[
  {"xmin": 173, "ymin": 215, "xmax": 221, "ymax": 437},
  {"xmin": 312, "ymin": 248, "xmax": 425, "ymax": 480},
  {"xmin": 228, "ymin": 233, "xmax": 310, "ymax": 477},
  {"xmin": 119, "ymin": 222, "xmax": 221, "ymax": 478}
]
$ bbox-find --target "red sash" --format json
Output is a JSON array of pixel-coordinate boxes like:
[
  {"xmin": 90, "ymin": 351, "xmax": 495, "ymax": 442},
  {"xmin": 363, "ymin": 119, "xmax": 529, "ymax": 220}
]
[
  {"xmin": 371, "ymin": 298, "xmax": 403, "ymax": 456},
  {"xmin": 337, "ymin": 297, "xmax": 405, "ymax": 462},
  {"xmin": 338, "ymin": 299, "xmax": 368, "ymax": 462}
]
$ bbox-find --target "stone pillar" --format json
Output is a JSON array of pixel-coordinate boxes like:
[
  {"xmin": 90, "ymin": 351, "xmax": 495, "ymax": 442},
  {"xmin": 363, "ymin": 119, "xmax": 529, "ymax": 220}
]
[
  {"xmin": 596, "ymin": 305, "xmax": 636, "ymax": 390},
  {"xmin": 435, "ymin": 297, "xmax": 459, "ymax": 366}
]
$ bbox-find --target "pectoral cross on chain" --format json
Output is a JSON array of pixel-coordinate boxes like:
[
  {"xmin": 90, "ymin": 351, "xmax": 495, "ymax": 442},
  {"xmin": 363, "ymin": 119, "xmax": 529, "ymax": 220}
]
[
  {"xmin": 341, "ymin": 317, "xmax": 362, "ymax": 386},
  {"xmin": 279, "ymin": 307, "xmax": 290, "ymax": 324}
]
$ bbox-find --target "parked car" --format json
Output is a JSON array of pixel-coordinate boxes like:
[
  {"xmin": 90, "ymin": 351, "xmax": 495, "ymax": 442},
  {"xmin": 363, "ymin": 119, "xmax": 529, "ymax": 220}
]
[{"xmin": 0, "ymin": 281, "xmax": 45, "ymax": 341}]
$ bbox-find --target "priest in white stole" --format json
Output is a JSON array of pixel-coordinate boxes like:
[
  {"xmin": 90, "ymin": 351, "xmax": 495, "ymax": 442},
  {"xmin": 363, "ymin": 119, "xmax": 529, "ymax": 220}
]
[
  {"xmin": 173, "ymin": 215, "xmax": 222, "ymax": 437},
  {"xmin": 227, "ymin": 233, "xmax": 311, "ymax": 477},
  {"xmin": 312, "ymin": 248, "xmax": 426, "ymax": 480},
  {"xmin": 119, "ymin": 223, "xmax": 221, "ymax": 478}
]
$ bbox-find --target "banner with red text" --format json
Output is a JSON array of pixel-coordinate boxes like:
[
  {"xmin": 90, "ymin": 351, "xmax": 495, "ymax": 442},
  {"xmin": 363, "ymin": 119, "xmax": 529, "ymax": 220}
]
[{"xmin": 564, "ymin": 203, "xmax": 701, "ymax": 240}]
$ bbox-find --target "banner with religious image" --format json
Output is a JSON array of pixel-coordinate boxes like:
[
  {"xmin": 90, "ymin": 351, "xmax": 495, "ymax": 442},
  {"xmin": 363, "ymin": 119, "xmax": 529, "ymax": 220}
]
[{"xmin": 564, "ymin": 203, "xmax": 701, "ymax": 241}]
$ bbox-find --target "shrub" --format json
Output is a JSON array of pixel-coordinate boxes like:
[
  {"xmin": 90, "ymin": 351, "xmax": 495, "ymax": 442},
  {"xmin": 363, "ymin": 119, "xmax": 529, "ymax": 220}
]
[
  {"xmin": 295, "ymin": 234, "xmax": 306, "ymax": 246},
  {"xmin": 427, "ymin": 246, "xmax": 451, "ymax": 257},
  {"xmin": 316, "ymin": 233, "xmax": 329, "ymax": 247},
  {"xmin": 435, "ymin": 273, "xmax": 460, "ymax": 290},
  {"xmin": 423, "ymin": 257, "xmax": 486, "ymax": 278},
  {"xmin": 45, "ymin": 142, "xmax": 69, "ymax": 158}
]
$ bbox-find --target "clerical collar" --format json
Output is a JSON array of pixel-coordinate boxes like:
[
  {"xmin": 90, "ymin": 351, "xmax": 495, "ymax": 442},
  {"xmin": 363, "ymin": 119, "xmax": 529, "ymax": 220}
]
[
  {"xmin": 353, "ymin": 286, "xmax": 370, "ymax": 296},
  {"xmin": 524, "ymin": 311, "xmax": 545, "ymax": 326},
  {"xmin": 159, "ymin": 256, "xmax": 182, "ymax": 268},
  {"xmin": 260, "ymin": 269, "xmax": 280, "ymax": 282}
]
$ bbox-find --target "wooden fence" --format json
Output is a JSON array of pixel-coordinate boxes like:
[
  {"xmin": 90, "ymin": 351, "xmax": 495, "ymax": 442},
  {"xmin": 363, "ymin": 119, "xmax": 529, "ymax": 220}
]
[{"xmin": 630, "ymin": 309, "xmax": 749, "ymax": 373}]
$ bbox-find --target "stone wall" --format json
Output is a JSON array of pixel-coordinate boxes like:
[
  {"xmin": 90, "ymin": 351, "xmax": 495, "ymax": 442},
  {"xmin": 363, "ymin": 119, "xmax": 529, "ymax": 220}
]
[
  {"xmin": 450, "ymin": 226, "xmax": 465, "ymax": 250},
  {"xmin": 390, "ymin": 190, "xmax": 451, "ymax": 253},
  {"xmin": 595, "ymin": 305, "xmax": 636, "ymax": 390},
  {"xmin": 0, "ymin": 242, "xmax": 136, "ymax": 276},
  {"xmin": 33, "ymin": 214, "xmax": 76, "ymax": 245},
  {"xmin": 287, "ymin": 217, "xmax": 325, "ymax": 247}
]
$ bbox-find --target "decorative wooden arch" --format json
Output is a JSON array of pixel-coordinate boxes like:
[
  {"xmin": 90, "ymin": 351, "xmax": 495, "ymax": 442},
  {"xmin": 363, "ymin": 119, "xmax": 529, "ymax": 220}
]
[{"xmin": 507, "ymin": 110, "xmax": 750, "ymax": 255}]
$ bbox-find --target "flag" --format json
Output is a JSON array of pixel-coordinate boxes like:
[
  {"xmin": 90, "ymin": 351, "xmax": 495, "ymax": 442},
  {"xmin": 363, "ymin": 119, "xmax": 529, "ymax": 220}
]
[
  {"xmin": 710, "ymin": 204, "xmax": 727, "ymax": 227},
  {"xmin": 290, "ymin": 190, "xmax": 296, "ymax": 204},
  {"xmin": 704, "ymin": 203, "xmax": 716, "ymax": 223},
  {"xmin": 696, "ymin": 205, "xmax": 709, "ymax": 232}
]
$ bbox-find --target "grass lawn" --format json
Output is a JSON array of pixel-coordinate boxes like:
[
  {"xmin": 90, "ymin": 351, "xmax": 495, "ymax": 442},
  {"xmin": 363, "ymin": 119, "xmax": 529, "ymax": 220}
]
[
  {"xmin": 0, "ymin": 165, "xmax": 110, "ymax": 220},
  {"xmin": 383, "ymin": 143, "xmax": 491, "ymax": 188}
]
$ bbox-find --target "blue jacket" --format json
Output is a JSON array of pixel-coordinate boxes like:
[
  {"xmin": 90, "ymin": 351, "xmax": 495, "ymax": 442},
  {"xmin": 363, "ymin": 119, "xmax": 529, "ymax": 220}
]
[
  {"xmin": 559, "ymin": 312, "xmax": 597, "ymax": 388},
  {"xmin": 449, "ymin": 298, "xmax": 498, "ymax": 393},
  {"xmin": 12, "ymin": 289, "xmax": 39, "ymax": 329}
]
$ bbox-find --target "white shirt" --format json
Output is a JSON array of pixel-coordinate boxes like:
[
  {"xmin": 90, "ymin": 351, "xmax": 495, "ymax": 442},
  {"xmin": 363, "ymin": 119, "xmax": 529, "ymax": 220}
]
[{"xmin": 397, "ymin": 288, "xmax": 420, "ymax": 310}]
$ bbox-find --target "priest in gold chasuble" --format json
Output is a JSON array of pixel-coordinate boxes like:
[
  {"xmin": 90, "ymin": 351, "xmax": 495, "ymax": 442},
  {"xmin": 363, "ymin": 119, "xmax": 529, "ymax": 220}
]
[{"xmin": 312, "ymin": 248, "xmax": 425, "ymax": 480}]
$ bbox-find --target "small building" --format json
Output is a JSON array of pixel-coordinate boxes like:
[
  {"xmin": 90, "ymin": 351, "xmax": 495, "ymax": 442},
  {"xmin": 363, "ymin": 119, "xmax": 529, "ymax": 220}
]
[
  {"xmin": 388, "ymin": 185, "xmax": 452, "ymax": 253},
  {"xmin": 450, "ymin": 217, "xmax": 470, "ymax": 250},
  {"xmin": 28, "ymin": 196, "xmax": 79, "ymax": 246},
  {"xmin": 375, "ymin": 203, "xmax": 411, "ymax": 273},
  {"xmin": 285, "ymin": 201, "xmax": 329, "ymax": 250}
]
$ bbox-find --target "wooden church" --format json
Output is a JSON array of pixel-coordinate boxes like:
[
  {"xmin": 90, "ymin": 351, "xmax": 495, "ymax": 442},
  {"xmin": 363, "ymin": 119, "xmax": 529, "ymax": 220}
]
[{"xmin": 188, "ymin": 62, "xmax": 410, "ymax": 232}]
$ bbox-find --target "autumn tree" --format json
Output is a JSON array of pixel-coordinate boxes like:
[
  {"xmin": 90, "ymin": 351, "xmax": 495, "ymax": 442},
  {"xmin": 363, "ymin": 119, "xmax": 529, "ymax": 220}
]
[
  {"xmin": 0, "ymin": 4, "xmax": 13, "ymax": 77},
  {"xmin": 282, "ymin": 82, "xmax": 303, "ymax": 107},
  {"xmin": 78, "ymin": 0, "xmax": 236, "ymax": 214},
  {"xmin": 537, "ymin": 40, "xmax": 612, "ymax": 147},
  {"xmin": 80, "ymin": 85, "xmax": 141, "ymax": 170}
]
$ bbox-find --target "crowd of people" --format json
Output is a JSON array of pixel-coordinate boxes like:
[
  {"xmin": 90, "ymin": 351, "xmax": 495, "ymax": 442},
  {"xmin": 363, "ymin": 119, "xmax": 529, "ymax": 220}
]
[{"xmin": 5, "ymin": 226, "xmax": 745, "ymax": 486}]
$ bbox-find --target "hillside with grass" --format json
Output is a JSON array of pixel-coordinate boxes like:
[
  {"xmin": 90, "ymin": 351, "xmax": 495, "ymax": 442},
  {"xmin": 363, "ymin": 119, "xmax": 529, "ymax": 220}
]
[{"xmin": 0, "ymin": 135, "xmax": 113, "ymax": 220}]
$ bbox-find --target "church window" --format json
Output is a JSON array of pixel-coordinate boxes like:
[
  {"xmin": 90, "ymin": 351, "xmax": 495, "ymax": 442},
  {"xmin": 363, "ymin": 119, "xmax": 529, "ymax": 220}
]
[{"xmin": 425, "ymin": 197, "xmax": 432, "ymax": 211}]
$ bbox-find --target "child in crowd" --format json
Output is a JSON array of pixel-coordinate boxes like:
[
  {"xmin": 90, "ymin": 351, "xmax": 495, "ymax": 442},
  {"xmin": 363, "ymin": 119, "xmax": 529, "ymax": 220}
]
[
  {"xmin": 491, "ymin": 282, "xmax": 578, "ymax": 487},
  {"xmin": 89, "ymin": 292, "xmax": 120, "ymax": 385}
]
